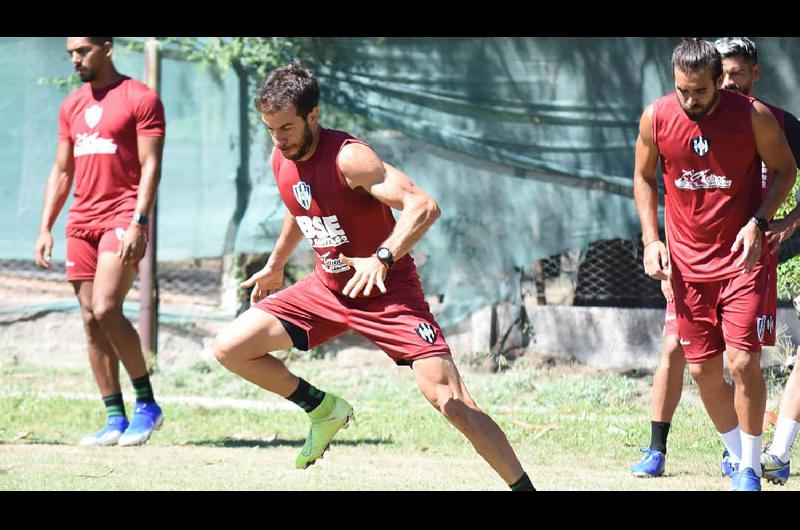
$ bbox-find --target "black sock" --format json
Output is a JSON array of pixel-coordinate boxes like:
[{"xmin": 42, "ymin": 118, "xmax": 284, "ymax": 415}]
[
  {"xmin": 650, "ymin": 421, "xmax": 671, "ymax": 454},
  {"xmin": 102, "ymin": 393, "xmax": 126, "ymax": 418},
  {"xmin": 286, "ymin": 378, "xmax": 326, "ymax": 413},
  {"xmin": 131, "ymin": 374, "xmax": 155, "ymax": 404},
  {"xmin": 509, "ymin": 472, "xmax": 536, "ymax": 491}
]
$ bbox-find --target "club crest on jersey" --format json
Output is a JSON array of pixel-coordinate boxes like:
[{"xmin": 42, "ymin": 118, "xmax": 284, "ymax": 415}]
[
  {"xmin": 293, "ymin": 181, "xmax": 312, "ymax": 210},
  {"xmin": 415, "ymin": 322, "xmax": 437, "ymax": 345},
  {"xmin": 690, "ymin": 136, "xmax": 710, "ymax": 157},
  {"xmin": 85, "ymin": 104, "xmax": 103, "ymax": 129},
  {"xmin": 757, "ymin": 314, "xmax": 774, "ymax": 343}
]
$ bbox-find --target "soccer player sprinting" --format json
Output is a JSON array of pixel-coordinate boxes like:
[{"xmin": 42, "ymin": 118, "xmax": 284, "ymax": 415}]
[{"xmin": 212, "ymin": 62, "xmax": 535, "ymax": 491}]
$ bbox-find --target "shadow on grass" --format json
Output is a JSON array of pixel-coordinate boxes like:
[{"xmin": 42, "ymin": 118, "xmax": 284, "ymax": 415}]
[
  {"xmin": 0, "ymin": 439, "xmax": 72, "ymax": 446},
  {"xmin": 185, "ymin": 437, "xmax": 393, "ymax": 448},
  {"xmin": 619, "ymin": 368, "xmax": 652, "ymax": 379}
]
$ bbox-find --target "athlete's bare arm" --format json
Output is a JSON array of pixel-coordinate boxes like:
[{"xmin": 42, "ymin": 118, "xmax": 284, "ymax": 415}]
[
  {"xmin": 732, "ymin": 101, "xmax": 798, "ymax": 270},
  {"xmin": 633, "ymin": 104, "xmax": 670, "ymax": 280},
  {"xmin": 336, "ymin": 142, "xmax": 441, "ymax": 298},
  {"xmin": 241, "ymin": 148, "xmax": 306, "ymax": 304},
  {"xmin": 34, "ymin": 140, "xmax": 74, "ymax": 269},
  {"xmin": 766, "ymin": 113, "xmax": 800, "ymax": 250},
  {"xmin": 119, "ymin": 135, "xmax": 164, "ymax": 265}
]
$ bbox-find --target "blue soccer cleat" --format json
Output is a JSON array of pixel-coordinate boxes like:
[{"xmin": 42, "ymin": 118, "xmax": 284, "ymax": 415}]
[
  {"xmin": 761, "ymin": 452, "xmax": 790, "ymax": 486},
  {"xmin": 731, "ymin": 467, "xmax": 761, "ymax": 491},
  {"xmin": 630, "ymin": 448, "xmax": 666, "ymax": 478},
  {"xmin": 79, "ymin": 414, "xmax": 129, "ymax": 446},
  {"xmin": 117, "ymin": 402, "xmax": 164, "ymax": 447},
  {"xmin": 721, "ymin": 450, "xmax": 739, "ymax": 478}
]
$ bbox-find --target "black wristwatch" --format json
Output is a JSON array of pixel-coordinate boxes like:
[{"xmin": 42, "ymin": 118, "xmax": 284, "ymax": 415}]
[
  {"xmin": 132, "ymin": 213, "xmax": 148, "ymax": 226},
  {"xmin": 750, "ymin": 216, "xmax": 769, "ymax": 233},
  {"xmin": 375, "ymin": 247, "xmax": 394, "ymax": 269}
]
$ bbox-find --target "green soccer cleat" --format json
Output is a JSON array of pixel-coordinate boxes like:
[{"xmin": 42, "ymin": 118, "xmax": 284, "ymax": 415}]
[{"xmin": 295, "ymin": 393, "xmax": 354, "ymax": 470}]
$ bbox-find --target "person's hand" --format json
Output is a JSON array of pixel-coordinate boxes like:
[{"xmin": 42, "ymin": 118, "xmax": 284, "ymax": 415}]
[
  {"xmin": 766, "ymin": 218, "xmax": 798, "ymax": 255},
  {"xmin": 643, "ymin": 240, "xmax": 670, "ymax": 281},
  {"xmin": 119, "ymin": 223, "xmax": 148, "ymax": 266},
  {"xmin": 731, "ymin": 221, "xmax": 763, "ymax": 273},
  {"xmin": 34, "ymin": 231, "xmax": 54, "ymax": 269},
  {"xmin": 340, "ymin": 253, "xmax": 387, "ymax": 298},
  {"xmin": 240, "ymin": 264, "xmax": 285, "ymax": 304},
  {"xmin": 660, "ymin": 279, "xmax": 674, "ymax": 303}
]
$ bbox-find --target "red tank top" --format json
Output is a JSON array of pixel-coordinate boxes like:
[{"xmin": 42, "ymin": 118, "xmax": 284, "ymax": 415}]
[
  {"xmin": 272, "ymin": 128, "xmax": 415, "ymax": 296},
  {"xmin": 654, "ymin": 90, "xmax": 764, "ymax": 281}
]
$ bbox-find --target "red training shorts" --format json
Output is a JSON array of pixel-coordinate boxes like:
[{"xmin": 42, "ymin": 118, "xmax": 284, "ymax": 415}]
[
  {"xmin": 254, "ymin": 271, "xmax": 451, "ymax": 365},
  {"xmin": 672, "ymin": 265, "xmax": 768, "ymax": 364},
  {"xmin": 664, "ymin": 300, "xmax": 678, "ymax": 336},
  {"xmin": 65, "ymin": 224, "xmax": 137, "ymax": 281}
]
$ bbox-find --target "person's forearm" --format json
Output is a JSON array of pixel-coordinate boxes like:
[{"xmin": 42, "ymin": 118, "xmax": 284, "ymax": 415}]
[
  {"xmin": 134, "ymin": 158, "xmax": 160, "ymax": 219},
  {"xmin": 39, "ymin": 165, "xmax": 72, "ymax": 233},
  {"xmin": 756, "ymin": 168, "xmax": 797, "ymax": 221},
  {"xmin": 634, "ymin": 172, "xmax": 660, "ymax": 244},
  {"xmin": 379, "ymin": 195, "xmax": 440, "ymax": 259},
  {"xmin": 267, "ymin": 211, "xmax": 304, "ymax": 268}
]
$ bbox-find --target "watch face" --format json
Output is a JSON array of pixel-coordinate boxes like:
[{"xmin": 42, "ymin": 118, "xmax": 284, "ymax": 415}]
[{"xmin": 378, "ymin": 248, "xmax": 390, "ymax": 259}]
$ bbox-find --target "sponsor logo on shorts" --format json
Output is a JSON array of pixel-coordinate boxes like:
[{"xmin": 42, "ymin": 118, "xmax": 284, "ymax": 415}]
[
  {"xmin": 293, "ymin": 181, "xmax": 312, "ymax": 210},
  {"xmin": 679, "ymin": 338, "xmax": 691, "ymax": 346},
  {"xmin": 665, "ymin": 312, "xmax": 676, "ymax": 322},
  {"xmin": 415, "ymin": 322, "xmax": 437, "ymax": 344},
  {"xmin": 115, "ymin": 228, "xmax": 126, "ymax": 241},
  {"xmin": 66, "ymin": 260, "xmax": 75, "ymax": 267},
  {"xmin": 296, "ymin": 215, "xmax": 350, "ymax": 248},
  {"xmin": 675, "ymin": 169, "xmax": 732, "ymax": 190},
  {"xmin": 690, "ymin": 135, "xmax": 710, "ymax": 157},
  {"xmin": 757, "ymin": 314, "xmax": 775, "ymax": 343}
]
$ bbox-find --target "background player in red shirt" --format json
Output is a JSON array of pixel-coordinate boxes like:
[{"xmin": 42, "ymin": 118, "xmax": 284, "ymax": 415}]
[
  {"xmin": 713, "ymin": 38, "xmax": 800, "ymax": 486},
  {"xmin": 34, "ymin": 37, "xmax": 166, "ymax": 447},
  {"xmin": 634, "ymin": 38, "xmax": 797, "ymax": 490},
  {"xmin": 212, "ymin": 63, "xmax": 535, "ymax": 490},
  {"xmin": 631, "ymin": 37, "xmax": 800, "ymax": 482}
]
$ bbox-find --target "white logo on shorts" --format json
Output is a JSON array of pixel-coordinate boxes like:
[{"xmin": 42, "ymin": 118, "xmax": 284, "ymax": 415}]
[
  {"xmin": 757, "ymin": 315, "xmax": 774, "ymax": 343},
  {"xmin": 679, "ymin": 338, "xmax": 691, "ymax": 346},
  {"xmin": 66, "ymin": 260, "xmax": 75, "ymax": 267},
  {"xmin": 115, "ymin": 228, "xmax": 126, "ymax": 241},
  {"xmin": 415, "ymin": 322, "xmax": 437, "ymax": 344}
]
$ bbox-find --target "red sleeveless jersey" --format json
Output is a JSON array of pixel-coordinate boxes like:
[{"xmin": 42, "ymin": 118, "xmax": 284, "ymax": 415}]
[
  {"xmin": 654, "ymin": 90, "xmax": 764, "ymax": 281},
  {"xmin": 272, "ymin": 128, "xmax": 415, "ymax": 296}
]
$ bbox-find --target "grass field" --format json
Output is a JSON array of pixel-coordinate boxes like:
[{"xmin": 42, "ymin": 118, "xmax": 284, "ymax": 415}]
[{"xmin": 1, "ymin": 354, "xmax": 797, "ymax": 491}]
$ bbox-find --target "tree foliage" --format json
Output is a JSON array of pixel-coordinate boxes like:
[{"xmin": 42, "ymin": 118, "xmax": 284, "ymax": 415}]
[{"xmin": 776, "ymin": 172, "xmax": 800, "ymax": 299}]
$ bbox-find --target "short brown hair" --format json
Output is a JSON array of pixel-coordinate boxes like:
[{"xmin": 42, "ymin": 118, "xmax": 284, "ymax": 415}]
[{"xmin": 254, "ymin": 61, "xmax": 320, "ymax": 119}]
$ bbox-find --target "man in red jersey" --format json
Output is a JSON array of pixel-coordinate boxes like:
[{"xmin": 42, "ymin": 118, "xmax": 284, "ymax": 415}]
[
  {"xmin": 630, "ymin": 37, "xmax": 800, "ymax": 481},
  {"xmin": 34, "ymin": 38, "xmax": 165, "ymax": 447},
  {"xmin": 633, "ymin": 38, "xmax": 797, "ymax": 490},
  {"xmin": 715, "ymin": 37, "xmax": 800, "ymax": 487},
  {"xmin": 213, "ymin": 62, "xmax": 535, "ymax": 490}
]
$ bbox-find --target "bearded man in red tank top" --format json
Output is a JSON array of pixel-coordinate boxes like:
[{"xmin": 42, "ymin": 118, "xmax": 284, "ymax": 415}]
[
  {"xmin": 634, "ymin": 38, "xmax": 797, "ymax": 490},
  {"xmin": 631, "ymin": 37, "xmax": 800, "ymax": 483},
  {"xmin": 212, "ymin": 62, "xmax": 535, "ymax": 490}
]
